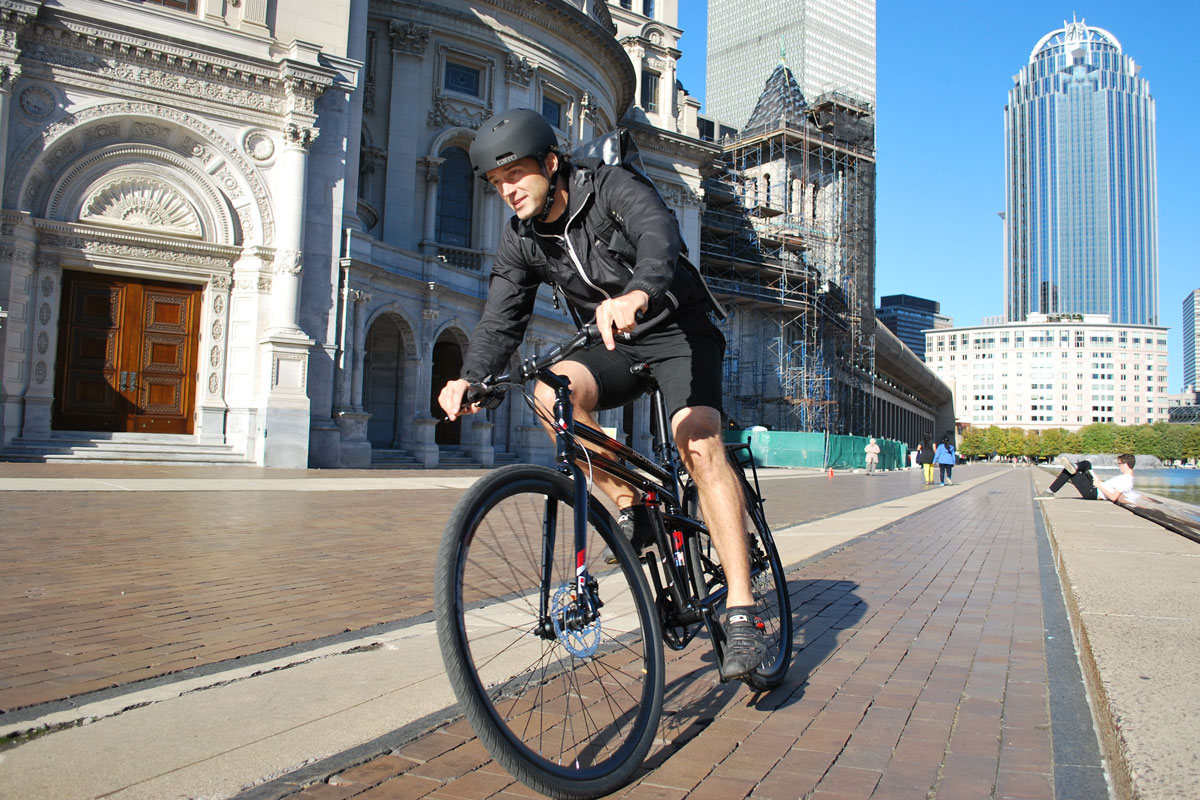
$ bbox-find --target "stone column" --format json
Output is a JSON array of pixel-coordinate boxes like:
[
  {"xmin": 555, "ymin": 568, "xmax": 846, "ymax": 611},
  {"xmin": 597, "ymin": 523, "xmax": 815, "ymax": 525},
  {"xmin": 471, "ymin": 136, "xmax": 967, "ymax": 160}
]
[
  {"xmin": 417, "ymin": 156, "xmax": 443, "ymax": 257},
  {"xmin": 342, "ymin": 0, "xmax": 370, "ymax": 233},
  {"xmin": 269, "ymin": 124, "xmax": 316, "ymax": 334},
  {"xmin": 0, "ymin": 64, "xmax": 19, "ymax": 201},
  {"xmin": 349, "ymin": 289, "xmax": 370, "ymax": 411},
  {"xmin": 21, "ymin": 254, "xmax": 62, "ymax": 438},
  {"xmin": 383, "ymin": 21, "xmax": 431, "ymax": 247},
  {"xmin": 196, "ymin": 274, "xmax": 233, "ymax": 444},
  {"xmin": 333, "ymin": 288, "xmax": 372, "ymax": 468}
]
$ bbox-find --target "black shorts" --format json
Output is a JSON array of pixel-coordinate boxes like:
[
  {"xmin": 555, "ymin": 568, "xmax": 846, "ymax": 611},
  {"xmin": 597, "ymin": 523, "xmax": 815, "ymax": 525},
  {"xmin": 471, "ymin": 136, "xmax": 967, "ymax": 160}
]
[{"xmin": 565, "ymin": 312, "xmax": 725, "ymax": 418}]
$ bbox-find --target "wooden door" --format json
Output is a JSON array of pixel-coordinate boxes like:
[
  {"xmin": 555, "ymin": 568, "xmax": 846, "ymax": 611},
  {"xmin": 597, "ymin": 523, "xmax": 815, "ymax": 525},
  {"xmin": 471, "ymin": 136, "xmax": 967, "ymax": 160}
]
[{"xmin": 55, "ymin": 272, "xmax": 201, "ymax": 434}]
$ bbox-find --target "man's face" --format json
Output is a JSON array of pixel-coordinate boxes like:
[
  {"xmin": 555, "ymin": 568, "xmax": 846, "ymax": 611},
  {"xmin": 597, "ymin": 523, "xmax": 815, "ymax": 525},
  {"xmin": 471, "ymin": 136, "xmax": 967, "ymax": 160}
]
[{"xmin": 485, "ymin": 154, "xmax": 555, "ymax": 220}]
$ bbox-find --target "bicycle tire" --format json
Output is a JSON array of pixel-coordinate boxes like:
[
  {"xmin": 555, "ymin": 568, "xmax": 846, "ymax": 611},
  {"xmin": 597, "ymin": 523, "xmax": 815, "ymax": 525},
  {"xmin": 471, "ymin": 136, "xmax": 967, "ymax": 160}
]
[
  {"xmin": 435, "ymin": 464, "xmax": 665, "ymax": 800},
  {"xmin": 685, "ymin": 476, "xmax": 793, "ymax": 691}
]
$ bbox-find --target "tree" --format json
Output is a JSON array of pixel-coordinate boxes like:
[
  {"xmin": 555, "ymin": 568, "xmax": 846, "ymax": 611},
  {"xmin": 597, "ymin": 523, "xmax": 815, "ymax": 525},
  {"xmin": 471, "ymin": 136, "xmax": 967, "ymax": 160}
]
[
  {"xmin": 1183, "ymin": 425, "xmax": 1200, "ymax": 461},
  {"xmin": 1080, "ymin": 422, "xmax": 1116, "ymax": 454},
  {"xmin": 1040, "ymin": 428, "xmax": 1066, "ymax": 459},
  {"xmin": 985, "ymin": 425, "xmax": 1006, "ymax": 457},
  {"xmin": 1063, "ymin": 430, "xmax": 1083, "ymax": 454},
  {"xmin": 1113, "ymin": 426, "xmax": 1138, "ymax": 455},
  {"xmin": 960, "ymin": 427, "xmax": 988, "ymax": 459},
  {"xmin": 1001, "ymin": 427, "xmax": 1025, "ymax": 458},
  {"xmin": 1023, "ymin": 429, "xmax": 1041, "ymax": 459},
  {"xmin": 1158, "ymin": 424, "xmax": 1186, "ymax": 464}
]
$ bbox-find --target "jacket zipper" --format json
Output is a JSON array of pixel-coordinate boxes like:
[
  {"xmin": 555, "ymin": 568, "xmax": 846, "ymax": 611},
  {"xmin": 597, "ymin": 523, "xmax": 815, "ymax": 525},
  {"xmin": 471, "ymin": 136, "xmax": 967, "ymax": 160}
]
[{"xmin": 561, "ymin": 192, "xmax": 613, "ymax": 301}]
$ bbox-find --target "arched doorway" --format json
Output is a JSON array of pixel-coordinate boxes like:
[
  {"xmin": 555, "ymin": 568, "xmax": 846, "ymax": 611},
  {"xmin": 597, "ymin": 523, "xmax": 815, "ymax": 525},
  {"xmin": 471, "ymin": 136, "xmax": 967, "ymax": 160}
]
[
  {"xmin": 431, "ymin": 333, "xmax": 463, "ymax": 446},
  {"xmin": 364, "ymin": 316, "xmax": 405, "ymax": 448}
]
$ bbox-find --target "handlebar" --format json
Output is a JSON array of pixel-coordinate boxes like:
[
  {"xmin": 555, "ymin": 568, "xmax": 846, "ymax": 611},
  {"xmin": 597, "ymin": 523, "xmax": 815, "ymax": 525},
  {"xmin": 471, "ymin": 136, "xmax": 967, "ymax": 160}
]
[{"xmin": 463, "ymin": 324, "xmax": 608, "ymax": 410}]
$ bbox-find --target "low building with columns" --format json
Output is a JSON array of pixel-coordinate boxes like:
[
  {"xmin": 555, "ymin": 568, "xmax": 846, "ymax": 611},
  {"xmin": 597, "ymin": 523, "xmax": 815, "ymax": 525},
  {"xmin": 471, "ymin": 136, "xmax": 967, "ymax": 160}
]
[{"xmin": 0, "ymin": 0, "xmax": 718, "ymax": 467}]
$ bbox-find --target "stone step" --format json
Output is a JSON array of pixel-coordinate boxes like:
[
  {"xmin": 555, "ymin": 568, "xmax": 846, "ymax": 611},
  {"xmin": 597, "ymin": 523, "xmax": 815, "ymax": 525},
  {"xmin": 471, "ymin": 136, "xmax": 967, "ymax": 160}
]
[{"xmin": 1, "ymin": 432, "xmax": 251, "ymax": 466}]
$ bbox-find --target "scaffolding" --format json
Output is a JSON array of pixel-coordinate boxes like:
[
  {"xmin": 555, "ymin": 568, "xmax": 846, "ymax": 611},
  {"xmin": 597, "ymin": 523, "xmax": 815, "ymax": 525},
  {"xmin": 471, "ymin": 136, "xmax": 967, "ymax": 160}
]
[{"xmin": 701, "ymin": 91, "xmax": 877, "ymax": 435}]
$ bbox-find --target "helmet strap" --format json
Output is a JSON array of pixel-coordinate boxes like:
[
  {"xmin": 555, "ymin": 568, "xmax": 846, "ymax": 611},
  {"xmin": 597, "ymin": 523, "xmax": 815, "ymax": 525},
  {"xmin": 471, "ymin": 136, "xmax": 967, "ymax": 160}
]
[{"xmin": 536, "ymin": 155, "xmax": 560, "ymax": 223}]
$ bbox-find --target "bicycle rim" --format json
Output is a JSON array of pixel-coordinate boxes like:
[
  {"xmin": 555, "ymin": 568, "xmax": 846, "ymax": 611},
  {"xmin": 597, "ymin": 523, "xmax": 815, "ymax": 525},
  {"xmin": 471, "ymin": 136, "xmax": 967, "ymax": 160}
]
[
  {"xmin": 686, "ymin": 482, "xmax": 794, "ymax": 690},
  {"xmin": 435, "ymin": 465, "xmax": 664, "ymax": 799}
]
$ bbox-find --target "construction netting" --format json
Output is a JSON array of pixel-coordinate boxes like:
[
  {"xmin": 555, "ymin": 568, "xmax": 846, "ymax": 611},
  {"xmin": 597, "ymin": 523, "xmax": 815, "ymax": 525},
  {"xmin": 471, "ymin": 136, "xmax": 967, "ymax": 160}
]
[{"xmin": 725, "ymin": 429, "xmax": 908, "ymax": 472}]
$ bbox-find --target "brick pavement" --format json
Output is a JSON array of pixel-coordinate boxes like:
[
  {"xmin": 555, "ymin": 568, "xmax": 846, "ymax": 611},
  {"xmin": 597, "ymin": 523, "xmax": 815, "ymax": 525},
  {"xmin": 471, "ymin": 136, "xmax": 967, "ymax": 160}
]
[
  {"xmin": 280, "ymin": 468, "xmax": 1060, "ymax": 800},
  {"xmin": 0, "ymin": 463, "xmax": 964, "ymax": 714}
]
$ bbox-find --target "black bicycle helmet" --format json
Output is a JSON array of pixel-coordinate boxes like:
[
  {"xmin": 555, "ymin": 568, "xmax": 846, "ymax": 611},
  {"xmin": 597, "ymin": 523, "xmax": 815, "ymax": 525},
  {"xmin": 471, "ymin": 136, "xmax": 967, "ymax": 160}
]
[{"xmin": 470, "ymin": 108, "xmax": 558, "ymax": 178}]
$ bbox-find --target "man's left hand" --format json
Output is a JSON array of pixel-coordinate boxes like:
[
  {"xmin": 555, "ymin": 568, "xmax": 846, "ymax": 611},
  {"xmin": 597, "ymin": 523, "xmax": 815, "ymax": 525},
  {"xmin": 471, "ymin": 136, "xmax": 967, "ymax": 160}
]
[{"xmin": 595, "ymin": 290, "xmax": 649, "ymax": 350}]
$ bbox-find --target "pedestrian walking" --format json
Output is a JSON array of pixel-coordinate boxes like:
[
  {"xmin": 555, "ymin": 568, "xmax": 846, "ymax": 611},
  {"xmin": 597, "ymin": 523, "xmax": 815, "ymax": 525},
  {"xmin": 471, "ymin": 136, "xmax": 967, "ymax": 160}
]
[
  {"xmin": 934, "ymin": 437, "xmax": 956, "ymax": 485},
  {"xmin": 916, "ymin": 437, "xmax": 935, "ymax": 485},
  {"xmin": 864, "ymin": 437, "xmax": 880, "ymax": 476}
]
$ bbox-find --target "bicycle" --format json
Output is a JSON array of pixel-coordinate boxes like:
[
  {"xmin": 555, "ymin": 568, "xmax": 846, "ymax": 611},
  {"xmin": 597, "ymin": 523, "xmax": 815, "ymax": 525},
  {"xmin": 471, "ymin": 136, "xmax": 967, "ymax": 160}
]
[{"xmin": 434, "ymin": 324, "xmax": 793, "ymax": 799}]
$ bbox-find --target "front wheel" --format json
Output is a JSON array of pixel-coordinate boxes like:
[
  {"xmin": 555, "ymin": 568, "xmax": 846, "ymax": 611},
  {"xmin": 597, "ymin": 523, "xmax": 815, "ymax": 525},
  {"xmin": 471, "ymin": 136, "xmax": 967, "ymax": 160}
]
[
  {"xmin": 686, "ymin": 476, "xmax": 793, "ymax": 691},
  {"xmin": 435, "ymin": 464, "xmax": 664, "ymax": 800}
]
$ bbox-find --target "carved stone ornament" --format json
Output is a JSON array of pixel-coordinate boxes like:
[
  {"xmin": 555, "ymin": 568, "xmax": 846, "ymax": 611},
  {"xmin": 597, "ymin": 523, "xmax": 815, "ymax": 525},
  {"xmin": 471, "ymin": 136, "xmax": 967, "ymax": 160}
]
[
  {"xmin": 505, "ymin": 54, "xmax": 534, "ymax": 87},
  {"xmin": 273, "ymin": 249, "xmax": 303, "ymax": 275},
  {"xmin": 39, "ymin": 303, "xmax": 50, "ymax": 325},
  {"xmin": 210, "ymin": 345, "xmax": 220, "ymax": 367},
  {"xmin": 40, "ymin": 276, "xmax": 53, "ymax": 296},
  {"xmin": 35, "ymin": 361, "xmax": 47, "ymax": 384},
  {"xmin": 19, "ymin": 85, "xmax": 54, "ymax": 119},
  {"xmin": 208, "ymin": 373, "xmax": 220, "ymax": 393},
  {"xmin": 283, "ymin": 123, "xmax": 318, "ymax": 150},
  {"xmin": 427, "ymin": 97, "xmax": 490, "ymax": 130},
  {"xmin": 389, "ymin": 21, "xmax": 431, "ymax": 56},
  {"xmin": 212, "ymin": 319, "xmax": 223, "ymax": 339},
  {"xmin": 5, "ymin": 102, "xmax": 277, "ymax": 246},
  {"xmin": 244, "ymin": 129, "xmax": 275, "ymax": 162},
  {"xmin": 37, "ymin": 332, "xmax": 48, "ymax": 354},
  {"xmin": 80, "ymin": 177, "xmax": 202, "ymax": 235},
  {"xmin": 213, "ymin": 293, "xmax": 226, "ymax": 313}
]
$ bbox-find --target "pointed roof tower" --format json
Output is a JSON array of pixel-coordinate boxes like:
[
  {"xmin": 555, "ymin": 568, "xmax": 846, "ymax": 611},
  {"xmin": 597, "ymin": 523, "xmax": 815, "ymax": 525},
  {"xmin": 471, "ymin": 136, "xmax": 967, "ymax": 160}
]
[{"xmin": 742, "ymin": 60, "xmax": 808, "ymax": 134}]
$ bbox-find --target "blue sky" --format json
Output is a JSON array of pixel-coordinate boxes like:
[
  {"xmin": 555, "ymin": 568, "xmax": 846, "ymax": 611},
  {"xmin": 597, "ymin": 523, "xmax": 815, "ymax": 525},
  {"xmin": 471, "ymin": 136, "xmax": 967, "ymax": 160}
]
[{"xmin": 675, "ymin": 2, "xmax": 1199, "ymax": 391}]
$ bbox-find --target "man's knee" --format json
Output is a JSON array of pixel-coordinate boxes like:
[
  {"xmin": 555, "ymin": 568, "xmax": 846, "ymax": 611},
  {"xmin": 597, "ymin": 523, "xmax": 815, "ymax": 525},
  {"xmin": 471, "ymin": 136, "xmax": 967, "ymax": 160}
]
[{"xmin": 671, "ymin": 406, "xmax": 726, "ymax": 474}]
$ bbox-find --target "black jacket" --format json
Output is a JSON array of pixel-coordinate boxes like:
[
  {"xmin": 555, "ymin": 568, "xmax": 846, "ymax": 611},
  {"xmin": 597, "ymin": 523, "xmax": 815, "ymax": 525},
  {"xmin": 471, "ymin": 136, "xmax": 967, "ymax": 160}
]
[{"xmin": 460, "ymin": 160, "xmax": 722, "ymax": 382}]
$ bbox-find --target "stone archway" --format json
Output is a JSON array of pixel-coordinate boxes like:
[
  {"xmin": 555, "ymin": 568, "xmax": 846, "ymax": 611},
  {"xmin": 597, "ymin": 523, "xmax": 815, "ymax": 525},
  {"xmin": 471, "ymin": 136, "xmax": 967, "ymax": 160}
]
[
  {"xmin": 364, "ymin": 314, "xmax": 407, "ymax": 448},
  {"xmin": 431, "ymin": 332, "xmax": 464, "ymax": 446}
]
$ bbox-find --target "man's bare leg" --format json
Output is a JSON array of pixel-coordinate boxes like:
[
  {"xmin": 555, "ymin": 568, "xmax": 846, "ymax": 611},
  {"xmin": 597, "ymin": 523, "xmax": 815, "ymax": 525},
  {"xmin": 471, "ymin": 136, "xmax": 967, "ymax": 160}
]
[
  {"xmin": 532, "ymin": 360, "xmax": 636, "ymax": 508},
  {"xmin": 671, "ymin": 406, "xmax": 753, "ymax": 608}
]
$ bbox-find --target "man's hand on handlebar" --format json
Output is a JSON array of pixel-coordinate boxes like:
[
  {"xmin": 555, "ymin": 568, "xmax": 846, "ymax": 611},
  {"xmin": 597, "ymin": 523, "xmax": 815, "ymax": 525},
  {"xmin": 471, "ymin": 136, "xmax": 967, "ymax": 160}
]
[
  {"xmin": 438, "ymin": 378, "xmax": 478, "ymax": 422},
  {"xmin": 594, "ymin": 290, "xmax": 649, "ymax": 351}
]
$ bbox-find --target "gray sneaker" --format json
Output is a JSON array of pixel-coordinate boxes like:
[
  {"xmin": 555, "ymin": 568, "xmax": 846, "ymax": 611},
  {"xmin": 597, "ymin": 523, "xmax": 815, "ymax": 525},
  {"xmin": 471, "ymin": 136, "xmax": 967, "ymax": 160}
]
[
  {"xmin": 721, "ymin": 606, "xmax": 766, "ymax": 680},
  {"xmin": 1058, "ymin": 455, "xmax": 1076, "ymax": 474}
]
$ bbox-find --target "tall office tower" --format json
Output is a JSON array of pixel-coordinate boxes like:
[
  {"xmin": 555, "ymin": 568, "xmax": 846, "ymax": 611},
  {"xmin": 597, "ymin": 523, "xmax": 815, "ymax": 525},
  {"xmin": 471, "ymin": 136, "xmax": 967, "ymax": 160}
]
[
  {"xmin": 706, "ymin": 0, "xmax": 875, "ymax": 128},
  {"xmin": 1184, "ymin": 288, "xmax": 1200, "ymax": 390},
  {"xmin": 1004, "ymin": 19, "xmax": 1159, "ymax": 325},
  {"xmin": 875, "ymin": 295, "xmax": 953, "ymax": 360}
]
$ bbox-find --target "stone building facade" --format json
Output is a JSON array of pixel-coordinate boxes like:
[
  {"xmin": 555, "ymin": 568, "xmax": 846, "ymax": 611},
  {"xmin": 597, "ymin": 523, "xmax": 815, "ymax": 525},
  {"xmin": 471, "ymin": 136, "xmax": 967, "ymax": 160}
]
[{"xmin": 0, "ymin": 0, "xmax": 715, "ymax": 467}]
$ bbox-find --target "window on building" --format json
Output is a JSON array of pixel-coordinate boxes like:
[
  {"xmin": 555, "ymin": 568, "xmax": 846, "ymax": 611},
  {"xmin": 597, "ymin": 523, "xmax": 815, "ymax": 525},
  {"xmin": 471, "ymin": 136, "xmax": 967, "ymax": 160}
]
[
  {"xmin": 436, "ymin": 146, "xmax": 473, "ymax": 248},
  {"xmin": 141, "ymin": 0, "xmax": 196, "ymax": 9},
  {"xmin": 643, "ymin": 0, "xmax": 655, "ymax": 18},
  {"xmin": 444, "ymin": 61, "xmax": 481, "ymax": 97},
  {"xmin": 541, "ymin": 96, "xmax": 563, "ymax": 129},
  {"xmin": 619, "ymin": 0, "xmax": 632, "ymax": 8},
  {"xmin": 641, "ymin": 70, "xmax": 659, "ymax": 113}
]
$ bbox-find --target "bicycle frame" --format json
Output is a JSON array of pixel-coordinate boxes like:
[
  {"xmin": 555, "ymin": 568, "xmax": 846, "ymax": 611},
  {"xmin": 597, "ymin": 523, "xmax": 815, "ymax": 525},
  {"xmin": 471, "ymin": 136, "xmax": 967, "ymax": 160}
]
[{"xmin": 535, "ymin": 366, "xmax": 712, "ymax": 640}]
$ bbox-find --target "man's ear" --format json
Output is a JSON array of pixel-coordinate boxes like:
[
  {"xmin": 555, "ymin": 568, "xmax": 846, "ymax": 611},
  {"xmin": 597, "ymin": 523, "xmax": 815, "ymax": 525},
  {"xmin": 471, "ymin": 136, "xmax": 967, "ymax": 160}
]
[{"xmin": 544, "ymin": 151, "xmax": 559, "ymax": 174}]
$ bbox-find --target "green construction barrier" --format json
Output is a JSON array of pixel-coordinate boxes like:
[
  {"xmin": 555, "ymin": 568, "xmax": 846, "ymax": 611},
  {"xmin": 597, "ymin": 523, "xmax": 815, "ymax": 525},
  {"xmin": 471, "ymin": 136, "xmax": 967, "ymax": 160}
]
[{"xmin": 724, "ymin": 429, "xmax": 908, "ymax": 472}]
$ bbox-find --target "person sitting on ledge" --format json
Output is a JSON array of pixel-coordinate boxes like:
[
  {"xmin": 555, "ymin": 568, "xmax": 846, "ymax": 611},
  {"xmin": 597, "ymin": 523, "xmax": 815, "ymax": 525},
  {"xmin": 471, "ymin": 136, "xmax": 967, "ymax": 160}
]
[{"xmin": 1042, "ymin": 453, "xmax": 1135, "ymax": 502}]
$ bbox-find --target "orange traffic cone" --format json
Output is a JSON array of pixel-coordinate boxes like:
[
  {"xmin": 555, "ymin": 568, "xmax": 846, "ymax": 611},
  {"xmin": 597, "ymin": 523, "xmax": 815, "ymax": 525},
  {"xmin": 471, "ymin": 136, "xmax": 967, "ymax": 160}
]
[{"xmin": 827, "ymin": 467, "xmax": 834, "ymax": 478}]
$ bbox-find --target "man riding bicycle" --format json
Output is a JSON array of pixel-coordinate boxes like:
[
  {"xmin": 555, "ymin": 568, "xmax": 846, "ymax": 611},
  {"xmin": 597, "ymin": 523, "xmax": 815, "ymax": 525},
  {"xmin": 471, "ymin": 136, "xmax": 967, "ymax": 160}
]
[{"xmin": 437, "ymin": 108, "xmax": 765, "ymax": 679}]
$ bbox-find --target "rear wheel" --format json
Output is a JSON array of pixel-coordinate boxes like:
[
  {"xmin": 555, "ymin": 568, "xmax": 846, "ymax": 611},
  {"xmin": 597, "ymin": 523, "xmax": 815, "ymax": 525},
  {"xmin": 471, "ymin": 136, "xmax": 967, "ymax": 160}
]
[
  {"xmin": 435, "ymin": 464, "xmax": 664, "ymax": 799},
  {"xmin": 686, "ymin": 475, "xmax": 793, "ymax": 691}
]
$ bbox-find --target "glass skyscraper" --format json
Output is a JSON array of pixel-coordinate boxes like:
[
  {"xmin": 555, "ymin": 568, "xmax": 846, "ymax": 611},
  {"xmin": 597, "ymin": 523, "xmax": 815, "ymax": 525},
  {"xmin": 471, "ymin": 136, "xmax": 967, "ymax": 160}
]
[
  {"xmin": 1184, "ymin": 288, "xmax": 1200, "ymax": 390},
  {"xmin": 1004, "ymin": 19, "xmax": 1158, "ymax": 325},
  {"xmin": 706, "ymin": 0, "xmax": 875, "ymax": 128}
]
